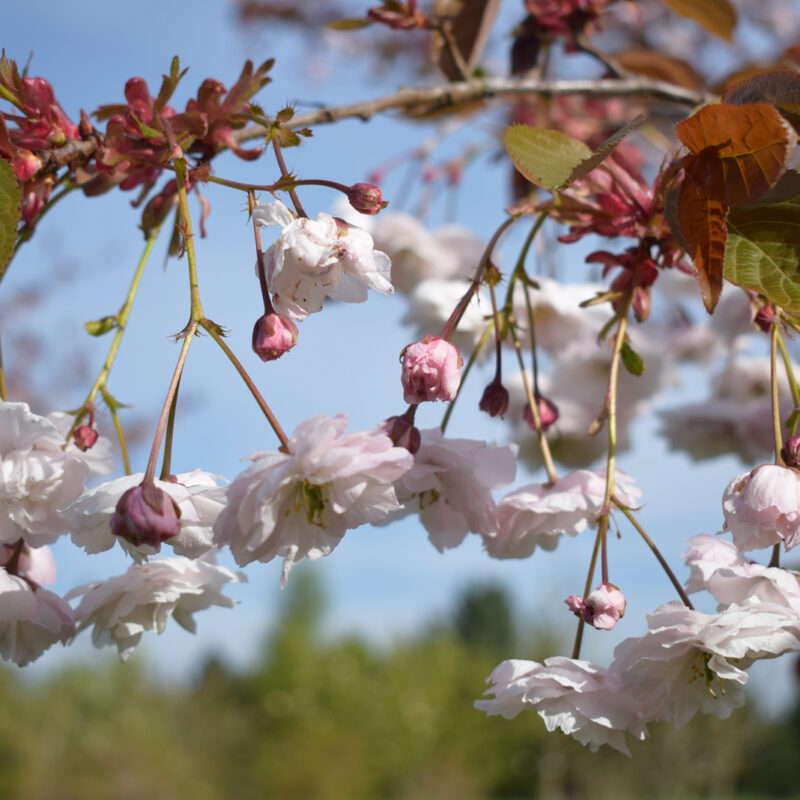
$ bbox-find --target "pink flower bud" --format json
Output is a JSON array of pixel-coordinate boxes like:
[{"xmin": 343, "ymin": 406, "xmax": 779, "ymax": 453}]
[
  {"xmin": 110, "ymin": 483, "xmax": 181, "ymax": 548},
  {"xmin": 479, "ymin": 379, "xmax": 510, "ymax": 418},
  {"xmin": 565, "ymin": 582, "xmax": 626, "ymax": 631},
  {"xmin": 380, "ymin": 414, "xmax": 421, "ymax": 455},
  {"xmin": 252, "ymin": 313, "xmax": 299, "ymax": 361},
  {"xmin": 524, "ymin": 392, "xmax": 559, "ymax": 431},
  {"xmin": 401, "ymin": 335, "xmax": 462, "ymax": 404},
  {"xmin": 347, "ymin": 182, "xmax": 388, "ymax": 215},
  {"xmin": 73, "ymin": 425, "xmax": 99, "ymax": 452},
  {"xmin": 782, "ymin": 436, "xmax": 800, "ymax": 470}
]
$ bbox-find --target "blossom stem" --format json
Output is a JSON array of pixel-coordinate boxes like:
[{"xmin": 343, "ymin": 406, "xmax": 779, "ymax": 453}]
[
  {"xmin": 144, "ymin": 320, "xmax": 198, "ymax": 484},
  {"xmin": 65, "ymin": 226, "xmax": 161, "ymax": 442},
  {"xmin": 599, "ymin": 515, "xmax": 609, "ymax": 584},
  {"xmin": 159, "ymin": 374, "xmax": 181, "ymax": 482},
  {"xmin": 619, "ymin": 505, "xmax": 694, "ymax": 609},
  {"xmin": 4, "ymin": 538, "xmax": 25, "ymax": 575},
  {"xmin": 207, "ymin": 175, "xmax": 354, "ymax": 196},
  {"xmin": 440, "ymin": 322, "xmax": 493, "ymax": 434},
  {"xmin": 769, "ymin": 543, "xmax": 781, "ymax": 568},
  {"xmin": 770, "ymin": 315, "xmax": 784, "ymax": 464},
  {"xmin": 201, "ymin": 318, "xmax": 290, "ymax": 449},
  {"xmin": 441, "ymin": 214, "xmax": 517, "ymax": 341},
  {"xmin": 776, "ymin": 330, "xmax": 800, "ymax": 437},
  {"xmin": 174, "ymin": 159, "xmax": 205, "ymax": 322},
  {"xmin": 571, "ymin": 527, "xmax": 602, "ymax": 659},
  {"xmin": 272, "ymin": 139, "xmax": 307, "ymax": 218},
  {"xmin": 509, "ymin": 316, "xmax": 558, "ymax": 484},
  {"xmin": 101, "ymin": 386, "xmax": 131, "ymax": 475},
  {"xmin": 248, "ymin": 192, "xmax": 274, "ymax": 313}
]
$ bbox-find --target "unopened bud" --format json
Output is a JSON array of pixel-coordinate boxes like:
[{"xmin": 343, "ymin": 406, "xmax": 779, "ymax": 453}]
[
  {"xmin": 524, "ymin": 392, "xmax": 559, "ymax": 431},
  {"xmin": 110, "ymin": 483, "xmax": 181, "ymax": 548},
  {"xmin": 401, "ymin": 335, "xmax": 462, "ymax": 404},
  {"xmin": 381, "ymin": 414, "xmax": 421, "ymax": 455},
  {"xmin": 479, "ymin": 379, "xmax": 509, "ymax": 418},
  {"xmin": 347, "ymin": 182, "xmax": 388, "ymax": 215},
  {"xmin": 755, "ymin": 305, "xmax": 777, "ymax": 333},
  {"xmin": 252, "ymin": 313, "xmax": 298, "ymax": 362},
  {"xmin": 73, "ymin": 425, "xmax": 99, "ymax": 451},
  {"xmin": 632, "ymin": 285, "xmax": 651, "ymax": 323},
  {"xmin": 782, "ymin": 435, "xmax": 800, "ymax": 469},
  {"xmin": 565, "ymin": 582, "xmax": 626, "ymax": 631}
]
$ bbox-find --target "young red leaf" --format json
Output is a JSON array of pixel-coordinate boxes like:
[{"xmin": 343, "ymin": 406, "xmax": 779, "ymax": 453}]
[
  {"xmin": 723, "ymin": 70, "xmax": 800, "ymax": 134},
  {"xmin": 657, "ymin": 0, "xmax": 736, "ymax": 41},
  {"xmin": 677, "ymin": 102, "xmax": 797, "ymax": 207},
  {"xmin": 677, "ymin": 178, "xmax": 728, "ymax": 313}
]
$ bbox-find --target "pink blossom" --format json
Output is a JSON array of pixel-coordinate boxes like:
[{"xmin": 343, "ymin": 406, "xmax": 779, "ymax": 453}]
[
  {"xmin": 684, "ymin": 534, "xmax": 800, "ymax": 611},
  {"xmin": 0, "ymin": 569, "xmax": 74, "ymax": 666},
  {"xmin": 346, "ymin": 183, "xmax": 387, "ymax": 215},
  {"xmin": 722, "ymin": 465, "xmax": 800, "ymax": 552},
  {"xmin": 0, "ymin": 542, "xmax": 57, "ymax": 586},
  {"xmin": 253, "ymin": 200, "xmax": 393, "ymax": 320},
  {"xmin": 110, "ymin": 482, "xmax": 181, "ymax": 548},
  {"xmin": 484, "ymin": 469, "xmax": 640, "ymax": 559},
  {"xmin": 213, "ymin": 415, "xmax": 414, "ymax": 584},
  {"xmin": 251, "ymin": 312, "xmax": 298, "ymax": 361},
  {"xmin": 566, "ymin": 583, "xmax": 626, "ymax": 630},
  {"xmin": 401, "ymin": 336, "xmax": 462, "ymax": 404},
  {"xmin": 476, "ymin": 656, "xmax": 645, "ymax": 754},
  {"xmin": 392, "ymin": 429, "xmax": 517, "ymax": 552},
  {"xmin": 67, "ymin": 557, "xmax": 241, "ymax": 661}
]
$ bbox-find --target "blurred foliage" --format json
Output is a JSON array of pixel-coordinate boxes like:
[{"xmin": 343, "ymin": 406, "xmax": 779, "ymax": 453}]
[{"xmin": 1, "ymin": 573, "xmax": 799, "ymax": 799}]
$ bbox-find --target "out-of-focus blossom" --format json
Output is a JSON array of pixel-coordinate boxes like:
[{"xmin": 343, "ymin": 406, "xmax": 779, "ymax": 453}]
[
  {"xmin": 566, "ymin": 583, "xmax": 626, "ymax": 630},
  {"xmin": 0, "ymin": 569, "xmax": 74, "ymax": 666},
  {"xmin": 253, "ymin": 200, "xmax": 392, "ymax": 320},
  {"xmin": 0, "ymin": 402, "xmax": 91, "ymax": 547},
  {"xmin": 68, "ymin": 557, "xmax": 241, "ymax": 661},
  {"xmin": 479, "ymin": 378, "xmax": 510, "ymax": 418},
  {"xmin": 0, "ymin": 542, "xmax": 57, "ymax": 585},
  {"xmin": 65, "ymin": 470, "xmax": 227, "ymax": 561},
  {"xmin": 213, "ymin": 415, "xmax": 413, "ymax": 584},
  {"xmin": 684, "ymin": 534, "xmax": 800, "ymax": 611},
  {"xmin": 370, "ymin": 212, "xmax": 482, "ymax": 293},
  {"xmin": 476, "ymin": 656, "xmax": 645, "ymax": 755},
  {"xmin": 484, "ymin": 469, "xmax": 640, "ymax": 559},
  {"xmin": 401, "ymin": 336, "xmax": 462, "ymax": 404},
  {"xmin": 722, "ymin": 465, "xmax": 800, "ymax": 552},
  {"xmin": 392, "ymin": 429, "xmax": 517, "ymax": 552}
]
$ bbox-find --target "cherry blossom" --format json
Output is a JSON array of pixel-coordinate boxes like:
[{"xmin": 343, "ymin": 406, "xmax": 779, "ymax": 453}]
[
  {"xmin": 213, "ymin": 415, "xmax": 414, "ymax": 584},
  {"xmin": 0, "ymin": 542, "xmax": 57, "ymax": 585},
  {"xmin": 67, "ymin": 557, "xmax": 241, "ymax": 661},
  {"xmin": 484, "ymin": 469, "xmax": 640, "ymax": 559},
  {"xmin": 566, "ymin": 583, "xmax": 626, "ymax": 630},
  {"xmin": 253, "ymin": 199, "xmax": 393, "ymax": 320},
  {"xmin": 0, "ymin": 402, "xmax": 92, "ymax": 547},
  {"xmin": 400, "ymin": 336, "xmax": 462, "ymax": 404},
  {"xmin": 65, "ymin": 470, "xmax": 227, "ymax": 561},
  {"xmin": 475, "ymin": 656, "xmax": 645, "ymax": 755},
  {"xmin": 392, "ymin": 429, "xmax": 517, "ymax": 552},
  {"xmin": 0, "ymin": 569, "xmax": 74, "ymax": 666},
  {"xmin": 722, "ymin": 465, "xmax": 800, "ymax": 552}
]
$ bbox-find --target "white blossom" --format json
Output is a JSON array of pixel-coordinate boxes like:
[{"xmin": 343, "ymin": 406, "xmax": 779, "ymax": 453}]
[
  {"xmin": 484, "ymin": 469, "xmax": 641, "ymax": 559},
  {"xmin": 65, "ymin": 470, "xmax": 227, "ymax": 561},
  {"xmin": 476, "ymin": 656, "xmax": 645, "ymax": 755},
  {"xmin": 213, "ymin": 415, "xmax": 414, "ymax": 584},
  {"xmin": 393, "ymin": 429, "xmax": 517, "ymax": 552},
  {"xmin": 0, "ymin": 568, "xmax": 74, "ymax": 666},
  {"xmin": 0, "ymin": 401, "xmax": 91, "ymax": 546},
  {"xmin": 253, "ymin": 200, "xmax": 392, "ymax": 320},
  {"xmin": 67, "ymin": 557, "xmax": 241, "ymax": 661}
]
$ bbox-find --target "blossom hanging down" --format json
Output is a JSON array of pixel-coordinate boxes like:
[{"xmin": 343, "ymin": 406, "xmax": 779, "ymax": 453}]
[
  {"xmin": 67, "ymin": 556, "xmax": 242, "ymax": 661},
  {"xmin": 391, "ymin": 429, "xmax": 517, "ymax": 552},
  {"xmin": 65, "ymin": 470, "xmax": 228, "ymax": 562},
  {"xmin": 252, "ymin": 200, "xmax": 393, "ymax": 320},
  {"xmin": 0, "ymin": 402, "xmax": 96, "ymax": 547},
  {"xmin": 213, "ymin": 415, "xmax": 414, "ymax": 585},
  {"xmin": 484, "ymin": 469, "xmax": 641, "ymax": 559}
]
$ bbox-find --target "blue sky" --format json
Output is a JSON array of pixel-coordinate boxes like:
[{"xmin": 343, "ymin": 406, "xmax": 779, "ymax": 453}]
[{"xmin": 3, "ymin": 0, "xmax": 797, "ymax": 713}]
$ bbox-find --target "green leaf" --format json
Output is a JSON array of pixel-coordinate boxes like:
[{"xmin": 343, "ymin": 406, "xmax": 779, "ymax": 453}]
[
  {"xmin": 620, "ymin": 340, "xmax": 645, "ymax": 376},
  {"xmin": 84, "ymin": 316, "xmax": 117, "ymax": 336},
  {"xmin": 0, "ymin": 158, "xmax": 21, "ymax": 277},
  {"xmin": 276, "ymin": 106, "xmax": 294, "ymax": 124},
  {"xmin": 503, "ymin": 125, "xmax": 592, "ymax": 190},
  {"xmin": 724, "ymin": 177, "xmax": 800, "ymax": 315}
]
